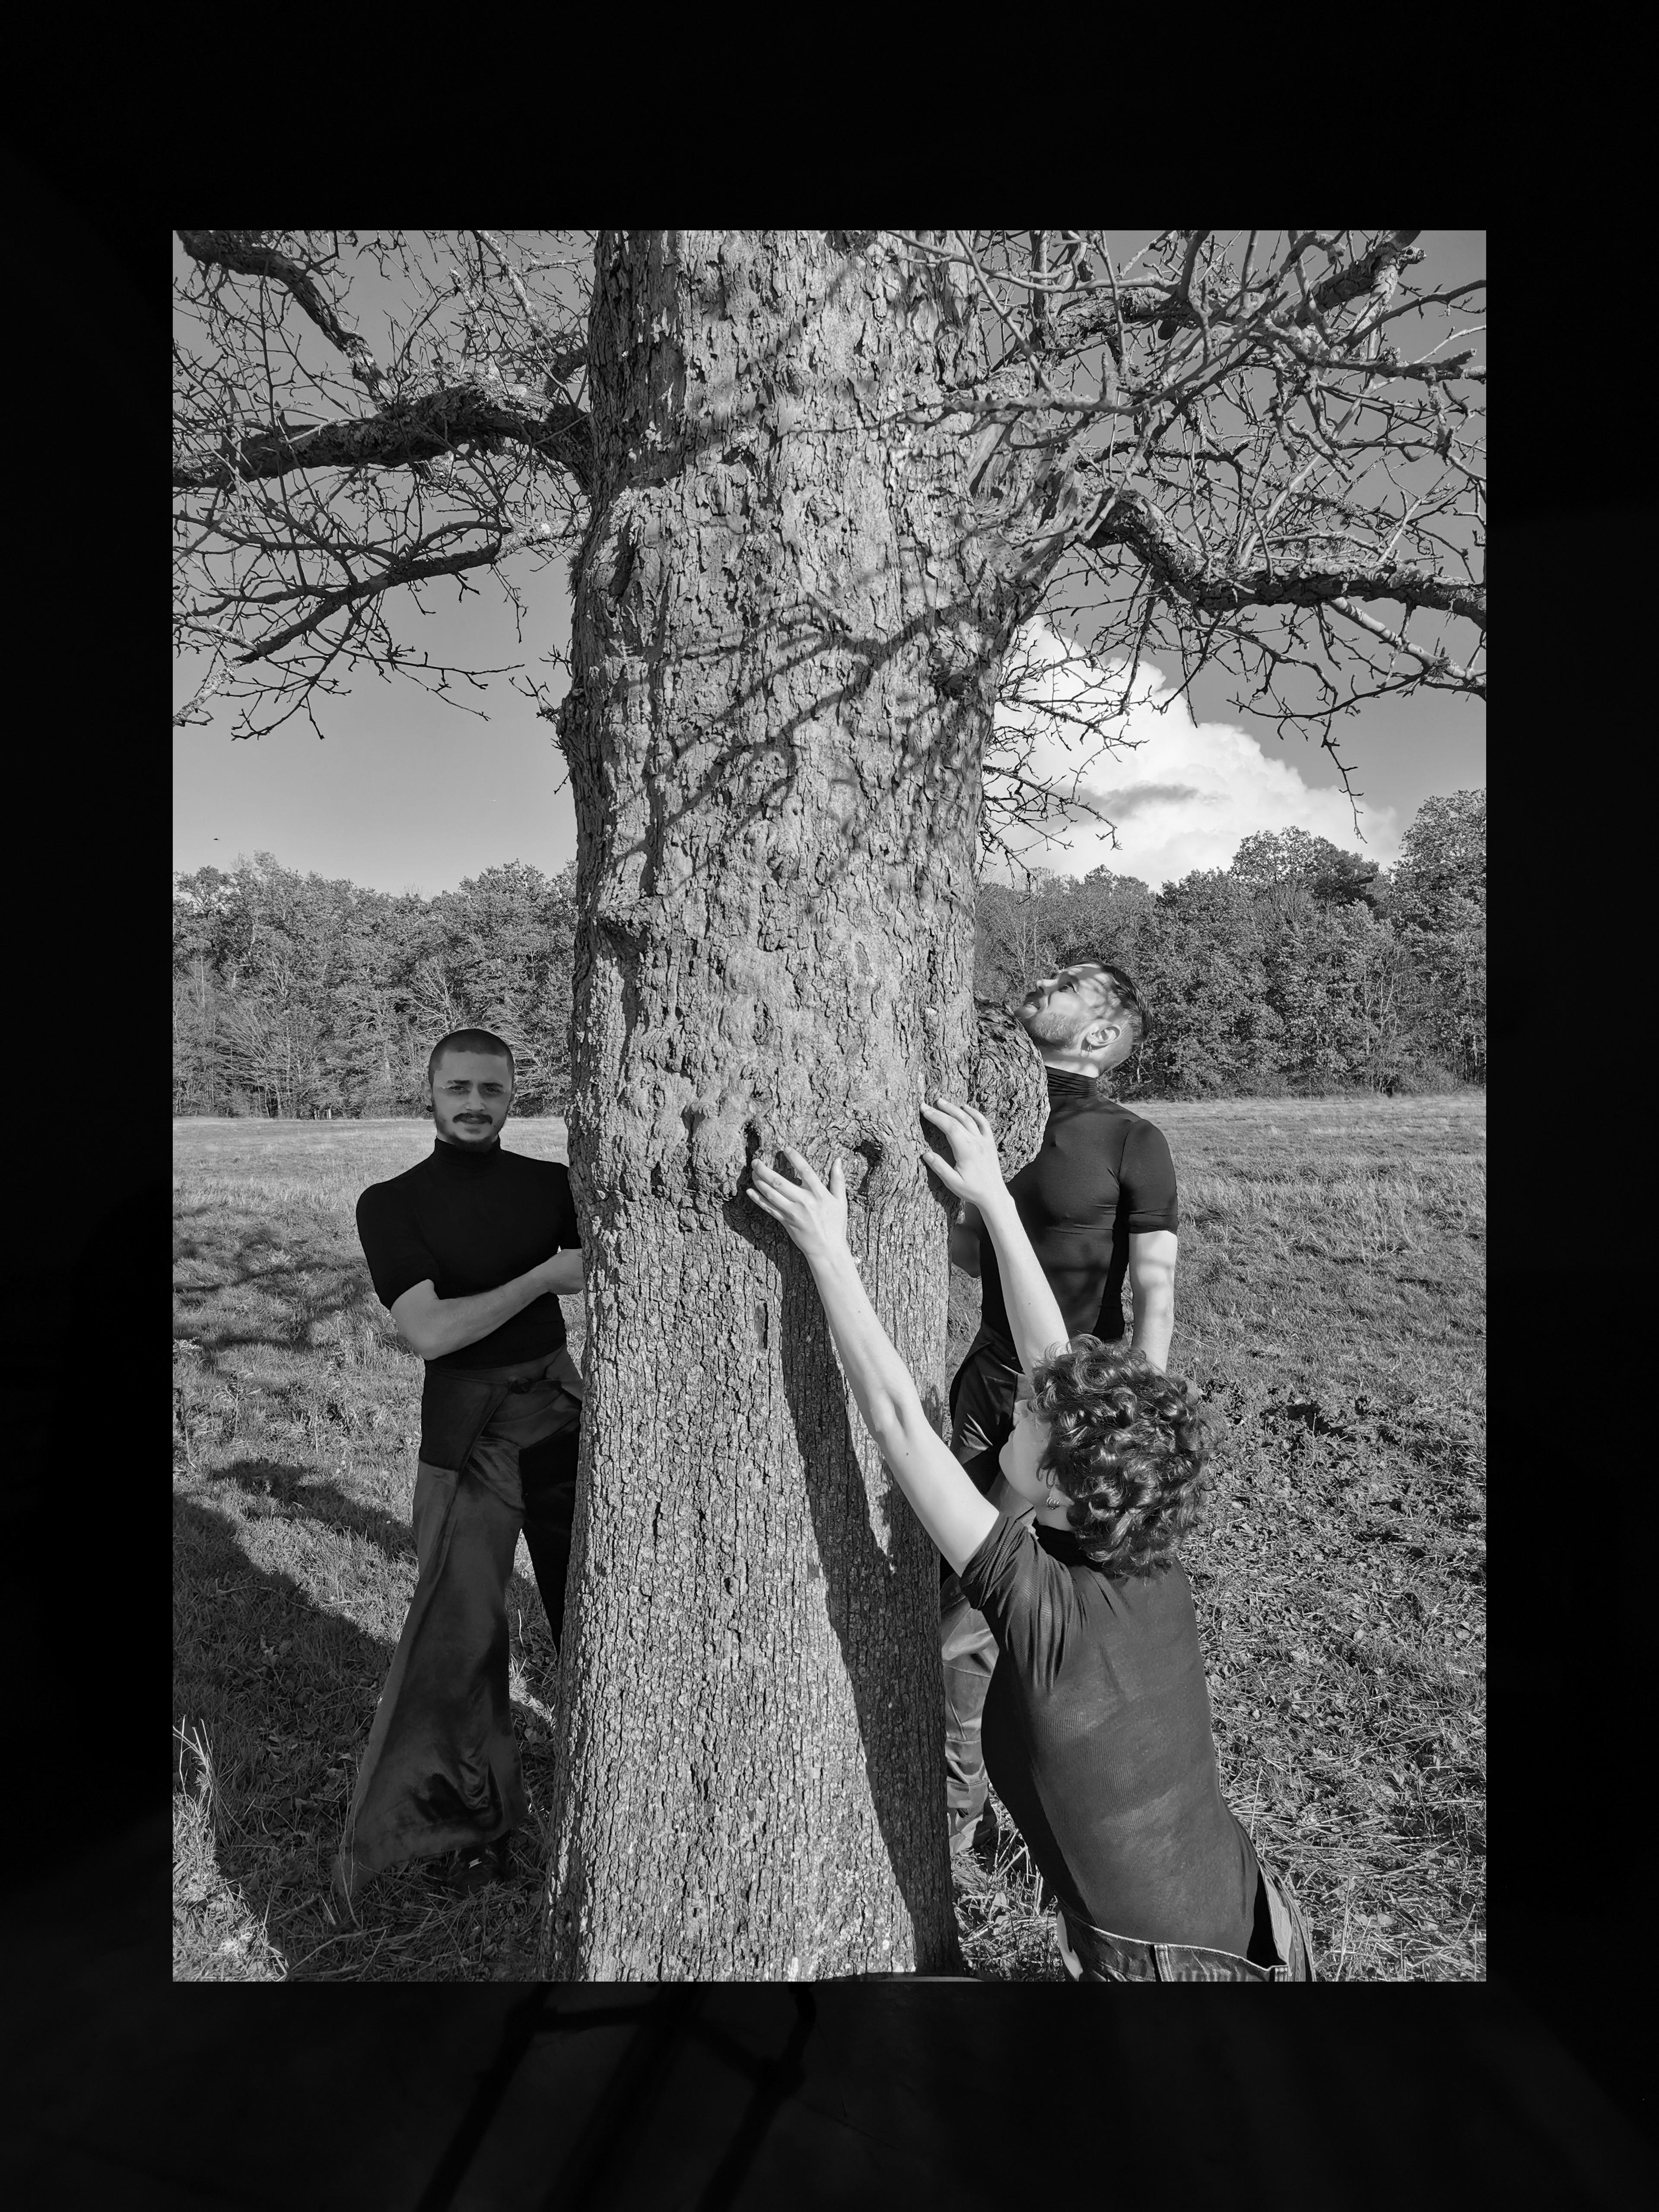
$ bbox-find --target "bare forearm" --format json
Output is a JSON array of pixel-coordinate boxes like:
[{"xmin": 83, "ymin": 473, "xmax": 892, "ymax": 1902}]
[
  {"xmin": 803, "ymin": 1245, "xmax": 925, "ymax": 1448},
  {"xmin": 1126, "ymin": 1233, "xmax": 1178, "ymax": 1372},
  {"xmin": 1130, "ymin": 1286, "xmax": 1173, "ymax": 1371},
  {"xmin": 976, "ymin": 1191, "xmax": 1069, "ymax": 1376},
  {"xmin": 803, "ymin": 1243, "xmax": 997, "ymax": 1571},
  {"xmin": 399, "ymin": 1268, "xmax": 555, "ymax": 1359},
  {"xmin": 744, "ymin": 1134, "xmax": 1001, "ymax": 1572}
]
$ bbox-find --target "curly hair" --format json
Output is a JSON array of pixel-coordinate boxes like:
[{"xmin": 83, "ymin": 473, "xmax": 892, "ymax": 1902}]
[{"xmin": 1030, "ymin": 1337, "xmax": 1210, "ymax": 1578}]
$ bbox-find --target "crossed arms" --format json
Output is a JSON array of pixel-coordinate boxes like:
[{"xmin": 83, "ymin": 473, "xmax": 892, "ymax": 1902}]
[{"xmin": 391, "ymin": 1248, "xmax": 585, "ymax": 1361}]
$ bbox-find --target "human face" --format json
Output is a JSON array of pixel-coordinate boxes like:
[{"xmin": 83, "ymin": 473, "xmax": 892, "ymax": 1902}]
[
  {"xmin": 1017, "ymin": 963, "xmax": 1115, "ymax": 1054},
  {"xmin": 430, "ymin": 1049, "xmax": 514, "ymax": 1147},
  {"xmin": 998, "ymin": 1374, "xmax": 1057, "ymax": 1510}
]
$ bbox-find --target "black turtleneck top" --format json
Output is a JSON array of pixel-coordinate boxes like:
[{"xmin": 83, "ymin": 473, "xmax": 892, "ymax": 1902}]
[
  {"xmin": 976, "ymin": 1069, "xmax": 1179, "ymax": 1351},
  {"xmin": 355, "ymin": 1138, "xmax": 579, "ymax": 1371}
]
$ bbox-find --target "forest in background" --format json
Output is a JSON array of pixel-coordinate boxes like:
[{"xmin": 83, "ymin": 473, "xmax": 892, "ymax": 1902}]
[{"xmin": 172, "ymin": 789, "xmax": 1484, "ymax": 1117}]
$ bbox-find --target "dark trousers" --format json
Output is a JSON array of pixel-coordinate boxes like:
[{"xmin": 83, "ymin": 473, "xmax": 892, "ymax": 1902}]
[
  {"xmin": 941, "ymin": 1329, "xmax": 1023, "ymax": 1853},
  {"xmin": 337, "ymin": 1355, "xmax": 582, "ymax": 1888},
  {"xmin": 519, "ymin": 1418, "xmax": 580, "ymax": 1647}
]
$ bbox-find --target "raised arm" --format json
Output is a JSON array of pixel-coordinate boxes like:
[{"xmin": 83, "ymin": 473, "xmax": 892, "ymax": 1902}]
[
  {"xmin": 746, "ymin": 1150, "xmax": 998, "ymax": 1577},
  {"xmin": 919, "ymin": 1099, "xmax": 1068, "ymax": 1382}
]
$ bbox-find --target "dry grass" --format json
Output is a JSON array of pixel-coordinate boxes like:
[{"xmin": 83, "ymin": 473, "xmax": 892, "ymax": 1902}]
[
  {"xmin": 172, "ymin": 1719, "xmax": 286, "ymax": 1981},
  {"xmin": 172, "ymin": 1095, "xmax": 1484, "ymax": 1982}
]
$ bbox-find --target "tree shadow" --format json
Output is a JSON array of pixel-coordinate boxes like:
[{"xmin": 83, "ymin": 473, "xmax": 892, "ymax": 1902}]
[
  {"xmin": 173, "ymin": 1474, "xmax": 552, "ymax": 1981},
  {"xmin": 723, "ymin": 1196, "xmax": 958, "ymax": 1975},
  {"xmin": 205, "ymin": 1454, "xmax": 412, "ymax": 1561},
  {"xmin": 173, "ymin": 1205, "xmax": 387, "ymax": 1364},
  {"xmin": 574, "ymin": 548, "xmax": 996, "ymax": 968},
  {"xmin": 201, "ymin": 1456, "xmax": 555, "ymax": 1657},
  {"xmin": 566, "ymin": 281, "xmax": 1032, "ymax": 971}
]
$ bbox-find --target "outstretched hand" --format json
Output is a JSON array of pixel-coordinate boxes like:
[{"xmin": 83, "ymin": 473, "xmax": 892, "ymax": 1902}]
[
  {"xmin": 746, "ymin": 1148, "xmax": 849, "ymax": 1264},
  {"xmin": 919, "ymin": 1096, "xmax": 1007, "ymax": 1212}
]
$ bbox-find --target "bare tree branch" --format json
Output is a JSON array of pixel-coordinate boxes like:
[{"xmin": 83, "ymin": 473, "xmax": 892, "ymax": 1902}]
[
  {"xmin": 173, "ymin": 227, "xmax": 1482, "ymax": 778},
  {"xmin": 173, "ymin": 229, "xmax": 594, "ymax": 738},
  {"xmin": 172, "ymin": 382, "xmax": 593, "ymax": 499},
  {"xmin": 470, "ymin": 229, "xmax": 588, "ymax": 387},
  {"xmin": 1084, "ymin": 486, "xmax": 1485, "ymax": 633},
  {"xmin": 922, "ymin": 227, "xmax": 1485, "ymax": 759},
  {"xmin": 232, "ymin": 535, "xmax": 534, "ymax": 664},
  {"xmin": 1290, "ymin": 229, "xmax": 1423, "ymax": 326},
  {"xmin": 1325, "ymin": 593, "xmax": 1478, "ymax": 683},
  {"xmin": 177, "ymin": 230, "xmax": 386, "ymax": 396}
]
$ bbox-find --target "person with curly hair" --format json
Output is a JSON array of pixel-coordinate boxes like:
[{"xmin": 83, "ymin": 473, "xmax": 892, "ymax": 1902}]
[{"xmin": 748, "ymin": 1096, "xmax": 1314, "ymax": 1981}]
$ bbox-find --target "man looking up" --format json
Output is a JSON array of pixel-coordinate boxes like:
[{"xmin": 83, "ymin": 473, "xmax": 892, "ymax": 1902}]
[
  {"xmin": 943, "ymin": 957, "xmax": 1180, "ymax": 1868},
  {"xmin": 334, "ymin": 1029, "xmax": 585, "ymax": 1906}
]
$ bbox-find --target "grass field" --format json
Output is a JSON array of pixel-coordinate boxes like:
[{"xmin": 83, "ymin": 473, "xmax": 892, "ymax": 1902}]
[{"xmin": 172, "ymin": 1094, "xmax": 1485, "ymax": 1982}]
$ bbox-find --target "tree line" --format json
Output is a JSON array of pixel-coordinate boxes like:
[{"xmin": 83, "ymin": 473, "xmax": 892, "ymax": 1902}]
[
  {"xmin": 172, "ymin": 855, "xmax": 576, "ymax": 1119},
  {"xmin": 172, "ymin": 788, "xmax": 1483, "ymax": 1119}
]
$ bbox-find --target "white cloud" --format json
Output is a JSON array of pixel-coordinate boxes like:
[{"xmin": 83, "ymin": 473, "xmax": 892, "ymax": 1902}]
[{"xmin": 987, "ymin": 618, "xmax": 1401, "ymax": 888}]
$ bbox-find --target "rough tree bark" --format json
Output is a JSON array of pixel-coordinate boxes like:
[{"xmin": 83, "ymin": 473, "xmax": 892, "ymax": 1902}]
[
  {"xmin": 544, "ymin": 231, "xmax": 1022, "ymax": 1979},
  {"xmin": 971, "ymin": 996, "xmax": 1049, "ymax": 1172}
]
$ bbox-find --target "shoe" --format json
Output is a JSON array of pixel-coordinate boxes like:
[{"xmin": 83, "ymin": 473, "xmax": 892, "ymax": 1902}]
[{"xmin": 425, "ymin": 1834, "xmax": 514, "ymax": 1895}]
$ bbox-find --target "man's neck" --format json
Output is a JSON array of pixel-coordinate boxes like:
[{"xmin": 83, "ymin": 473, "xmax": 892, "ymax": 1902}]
[{"xmin": 1039, "ymin": 1052, "xmax": 1100, "ymax": 1080}]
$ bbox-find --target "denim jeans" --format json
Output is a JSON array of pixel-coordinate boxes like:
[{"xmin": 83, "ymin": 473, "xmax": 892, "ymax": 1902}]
[
  {"xmin": 940, "ymin": 1574, "xmax": 999, "ymax": 1851},
  {"xmin": 941, "ymin": 1330, "xmax": 1022, "ymax": 1852},
  {"xmin": 1055, "ymin": 1859, "xmax": 1319, "ymax": 1982}
]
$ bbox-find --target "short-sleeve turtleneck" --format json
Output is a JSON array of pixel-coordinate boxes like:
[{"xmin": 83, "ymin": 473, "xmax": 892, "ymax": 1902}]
[
  {"xmin": 975, "ymin": 1069, "xmax": 1180, "ymax": 1351},
  {"xmin": 355, "ymin": 1136, "xmax": 581, "ymax": 1370}
]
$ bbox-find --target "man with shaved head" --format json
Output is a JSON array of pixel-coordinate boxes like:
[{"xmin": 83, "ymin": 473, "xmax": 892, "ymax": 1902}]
[
  {"xmin": 335, "ymin": 1028, "xmax": 586, "ymax": 1906},
  {"xmin": 943, "ymin": 957, "xmax": 1181, "ymax": 1870}
]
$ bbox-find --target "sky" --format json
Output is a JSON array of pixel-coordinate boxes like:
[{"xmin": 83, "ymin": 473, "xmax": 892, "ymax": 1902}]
[
  {"xmin": 984, "ymin": 619, "xmax": 1484, "ymax": 885},
  {"xmin": 173, "ymin": 230, "xmax": 1483, "ymax": 897},
  {"xmin": 174, "ymin": 569, "xmax": 579, "ymax": 893}
]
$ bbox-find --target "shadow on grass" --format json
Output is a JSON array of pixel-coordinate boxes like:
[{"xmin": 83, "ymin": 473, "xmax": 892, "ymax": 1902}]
[
  {"xmin": 173, "ymin": 1205, "xmax": 384, "ymax": 1362},
  {"xmin": 200, "ymin": 1454, "xmax": 560, "ymax": 1659},
  {"xmin": 173, "ymin": 1477, "xmax": 553, "ymax": 1982},
  {"xmin": 205, "ymin": 1454, "xmax": 420, "ymax": 1563}
]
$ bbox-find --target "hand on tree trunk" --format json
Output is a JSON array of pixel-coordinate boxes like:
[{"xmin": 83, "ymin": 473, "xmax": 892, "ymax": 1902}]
[
  {"xmin": 917, "ymin": 1096, "xmax": 1009, "ymax": 1216},
  {"xmin": 746, "ymin": 1149, "xmax": 849, "ymax": 1265}
]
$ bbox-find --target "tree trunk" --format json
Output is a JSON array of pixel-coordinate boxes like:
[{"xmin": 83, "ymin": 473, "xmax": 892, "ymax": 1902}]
[
  {"xmin": 972, "ymin": 996, "xmax": 1049, "ymax": 1176},
  {"xmin": 544, "ymin": 231, "xmax": 1014, "ymax": 1979}
]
